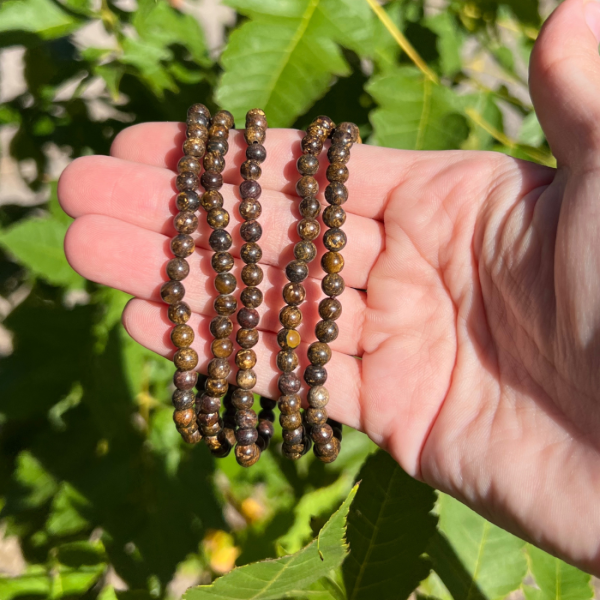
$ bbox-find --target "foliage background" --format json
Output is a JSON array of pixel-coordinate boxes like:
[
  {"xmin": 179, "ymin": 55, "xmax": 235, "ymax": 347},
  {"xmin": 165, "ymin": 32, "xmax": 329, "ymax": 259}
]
[{"xmin": 0, "ymin": 0, "xmax": 591, "ymax": 598}]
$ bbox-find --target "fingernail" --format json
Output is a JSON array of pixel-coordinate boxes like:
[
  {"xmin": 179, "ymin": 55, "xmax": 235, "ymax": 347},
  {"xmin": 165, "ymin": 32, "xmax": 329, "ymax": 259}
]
[{"xmin": 585, "ymin": 0, "xmax": 600, "ymax": 43}]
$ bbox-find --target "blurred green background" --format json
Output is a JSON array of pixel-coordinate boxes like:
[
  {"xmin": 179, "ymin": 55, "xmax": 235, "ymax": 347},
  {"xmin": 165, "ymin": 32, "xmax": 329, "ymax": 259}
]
[{"xmin": 0, "ymin": 0, "xmax": 592, "ymax": 599}]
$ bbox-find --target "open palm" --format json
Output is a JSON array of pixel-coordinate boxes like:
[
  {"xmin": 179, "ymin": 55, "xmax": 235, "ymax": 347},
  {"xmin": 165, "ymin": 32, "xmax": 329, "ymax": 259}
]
[{"xmin": 59, "ymin": 0, "xmax": 600, "ymax": 575}]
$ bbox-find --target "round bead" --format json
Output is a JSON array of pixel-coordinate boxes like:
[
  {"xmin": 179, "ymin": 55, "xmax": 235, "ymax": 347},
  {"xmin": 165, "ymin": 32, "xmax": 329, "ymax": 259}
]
[
  {"xmin": 245, "ymin": 127, "xmax": 266, "ymax": 145},
  {"xmin": 204, "ymin": 152, "xmax": 225, "ymax": 173},
  {"xmin": 283, "ymin": 426, "xmax": 304, "ymax": 445},
  {"xmin": 209, "ymin": 123, "xmax": 229, "ymax": 140},
  {"xmin": 304, "ymin": 365, "xmax": 328, "ymax": 386},
  {"xmin": 314, "ymin": 437, "xmax": 340, "ymax": 463},
  {"xmin": 174, "ymin": 347, "xmax": 198, "ymax": 370},
  {"xmin": 241, "ymin": 243, "xmax": 262, "ymax": 264},
  {"xmin": 205, "ymin": 377, "xmax": 228, "ymax": 397},
  {"xmin": 280, "ymin": 305, "xmax": 302, "ymax": 329},
  {"xmin": 235, "ymin": 409, "xmax": 258, "ymax": 429},
  {"xmin": 307, "ymin": 342, "xmax": 331, "ymax": 366},
  {"xmin": 325, "ymin": 182, "xmax": 348, "ymax": 205},
  {"xmin": 174, "ymin": 211, "xmax": 198, "ymax": 235},
  {"xmin": 237, "ymin": 428, "xmax": 258, "ymax": 445},
  {"xmin": 283, "ymin": 282, "xmax": 305, "ymax": 306},
  {"xmin": 323, "ymin": 228, "xmax": 347, "ymax": 251},
  {"xmin": 197, "ymin": 411, "xmax": 219, "ymax": 427},
  {"xmin": 331, "ymin": 129, "xmax": 354, "ymax": 147},
  {"xmin": 241, "ymin": 160, "xmax": 261, "ymax": 181},
  {"xmin": 297, "ymin": 154, "xmax": 319, "ymax": 175},
  {"xmin": 176, "ymin": 172, "xmax": 199, "ymax": 192},
  {"xmin": 212, "ymin": 338, "xmax": 234, "ymax": 358},
  {"xmin": 306, "ymin": 124, "xmax": 327, "ymax": 140},
  {"xmin": 187, "ymin": 112, "xmax": 209, "ymax": 128},
  {"xmin": 315, "ymin": 115, "xmax": 335, "ymax": 132},
  {"xmin": 212, "ymin": 252, "xmax": 234, "ymax": 273},
  {"xmin": 308, "ymin": 385, "xmax": 329, "ymax": 408},
  {"xmin": 208, "ymin": 357, "xmax": 231, "ymax": 379},
  {"xmin": 327, "ymin": 144, "xmax": 350, "ymax": 164},
  {"xmin": 213, "ymin": 109, "xmax": 235, "ymax": 128},
  {"xmin": 237, "ymin": 328, "xmax": 259, "ymax": 348},
  {"xmin": 196, "ymin": 393, "xmax": 221, "ymax": 414},
  {"xmin": 166, "ymin": 258, "xmax": 190, "ymax": 281},
  {"xmin": 240, "ymin": 220, "xmax": 262, "ymax": 242},
  {"xmin": 238, "ymin": 307, "xmax": 259, "ymax": 329},
  {"xmin": 258, "ymin": 420, "xmax": 274, "ymax": 439},
  {"xmin": 188, "ymin": 103, "xmax": 210, "ymax": 118},
  {"xmin": 235, "ymin": 443, "xmax": 260, "ymax": 468},
  {"xmin": 207, "ymin": 208, "xmax": 229, "ymax": 229},
  {"xmin": 168, "ymin": 302, "xmax": 191, "ymax": 324},
  {"xmin": 174, "ymin": 370, "xmax": 197, "ymax": 391},
  {"xmin": 171, "ymin": 324, "xmax": 194, "ymax": 348},
  {"xmin": 215, "ymin": 272, "xmax": 236, "ymax": 294},
  {"xmin": 171, "ymin": 234, "xmax": 195, "ymax": 258},
  {"xmin": 279, "ymin": 395, "xmax": 301, "ymax": 414},
  {"xmin": 282, "ymin": 445, "xmax": 303, "ymax": 461},
  {"xmin": 311, "ymin": 424, "xmax": 333, "ymax": 444},
  {"xmin": 201, "ymin": 190, "xmax": 224, "ymax": 211},
  {"xmin": 161, "ymin": 280, "xmax": 185, "ymax": 304},
  {"xmin": 207, "ymin": 138, "xmax": 229, "ymax": 155},
  {"xmin": 278, "ymin": 372, "xmax": 301, "ymax": 395},
  {"xmin": 336, "ymin": 122, "xmax": 360, "ymax": 142},
  {"xmin": 176, "ymin": 190, "xmax": 200, "ymax": 212},
  {"xmin": 285, "ymin": 260, "xmax": 308, "ymax": 283},
  {"xmin": 209, "ymin": 229, "xmax": 232, "ymax": 252},
  {"xmin": 187, "ymin": 123, "xmax": 209, "ymax": 142},
  {"xmin": 232, "ymin": 388, "xmax": 254, "ymax": 410},
  {"xmin": 299, "ymin": 197, "xmax": 321, "ymax": 219},
  {"xmin": 246, "ymin": 143, "xmax": 266, "ymax": 163},
  {"xmin": 315, "ymin": 320, "xmax": 338, "ymax": 343},
  {"xmin": 237, "ymin": 369, "xmax": 257, "ymax": 390},
  {"xmin": 323, "ymin": 205, "xmax": 346, "ymax": 228},
  {"xmin": 172, "ymin": 389, "xmax": 195, "ymax": 410},
  {"xmin": 296, "ymin": 175, "xmax": 318, "ymax": 197},
  {"xmin": 241, "ymin": 286, "xmax": 263, "ymax": 308},
  {"xmin": 322, "ymin": 273, "xmax": 345, "ymax": 296},
  {"xmin": 236, "ymin": 349, "xmax": 257, "ymax": 370},
  {"xmin": 277, "ymin": 349, "xmax": 299, "ymax": 372},
  {"xmin": 183, "ymin": 138, "xmax": 206, "ymax": 157},
  {"xmin": 214, "ymin": 294, "xmax": 237, "ymax": 316},
  {"xmin": 242, "ymin": 264, "xmax": 263, "ymax": 286},
  {"xmin": 293, "ymin": 241, "xmax": 317, "ymax": 263},
  {"xmin": 210, "ymin": 316, "xmax": 233, "ymax": 339},
  {"xmin": 239, "ymin": 199, "xmax": 262, "ymax": 221},
  {"xmin": 277, "ymin": 328, "xmax": 301, "ymax": 349},
  {"xmin": 319, "ymin": 298, "xmax": 342, "ymax": 321},
  {"xmin": 297, "ymin": 219, "xmax": 320, "ymax": 241},
  {"xmin": 301, "ymin": 136, "xmax": 323, "ymax": 155},
  {"xmin": 306, "ymin": 407, "xmax": 327, "ymax": 425},
  {"xmin": 178, "ymin": 156, "xmax": 202, "ymax": 174},
  {"xmin": 321, "ymin": 252, "xmax": 344, "ymax": 274},
  {"xmin": 326, "ymin": 163, "xmax": 349, "ymax": 183},
  {"xmin": 179, "ymin": 426, "xmax": 202, "ymax": 445},
  {"xmin": 240, "ymin": 180, "xmax": 262, "ymax": 199},
  {"xmin": 279, "ymin": 412, "xmax": 302, "ymax": 429},
  {"xmin": 173, "ymin": 408, "xmax": 195, "ymax": 428}
]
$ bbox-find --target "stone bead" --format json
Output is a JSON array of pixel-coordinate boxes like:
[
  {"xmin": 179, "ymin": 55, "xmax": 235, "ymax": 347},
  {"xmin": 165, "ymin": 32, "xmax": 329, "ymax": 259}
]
[
  {"xmin": 208, "ymin": 357, "xmax": 231, "ymax": 379},
  {"xmin": 301, "ymin": 136, "xmax": 323, "ymax": 155},
  {"xmin": 258, "ymin": 420, "xmax": 274, "ymax": 439},
  {"xmin": 232, "ymin": 388, "xmax": 254, "ymax": 410},
  {"xmin": 277, "ymin": 328, "xmax": 301, "ymax": 350},
  {"xmin": 237, "ymin": 328, "xmax": 259, "ymax": 349},
  {"xmin": 212, "ymin": 338, "xmax": 234, "ymax": 359},
  {"xmin": 173, "ymin": 408, "xmax": 195, "ymax": 428},
  {"xmin": 178, "ymin": 156, "xmax": 202, "ymax": 174},
  {"xmin": 174, "ymin": 369, "xmax": 198, "ymax": 391},
  {"xmin": 197, "ymin": 393, "xmax": 221, "ymax": 414},
  {"xmin": 327, "ymin": 144, "xmax": 350, "ymax": 165},
  {"xmin": 201, "ymin": 190, "xmax": 224, "ymax": 211},
  {"xmin": 215, "ymin": 272, "xmax": 236, "ymax": 295},
  {"xmin": 203, "ymin": 152, "xmax": 225, "ymax": 173},
  {"xmin": 308, "ymin": 385, "xmax": 329, "ymax": 408},
  {"xmin": 246, "ymin": 108, "xmax": 267, "ymax": 125},
  {"xmin": 211, "ymin": 438, "xmax": 233, "ymax": 457},
  {"xmin": 282, "ymin": 445, "xmax": 303, "ymax": 461},
  {"xmin": 214, "ymin": 294, "xmax": 237, "ymax": 316},
  {"xmin": 314, "ymin": 437, "xmax": 340, "ymax": 463},
  {"xmin": 197, "ymin": 411, "xmax": 220, "ymax": 427},
  {"xmin": 200, "ymin": 421, "xmax": 222, "ymax": 437},
  {"xmin": 278, "ymin": 372, "xmax": 301, "ymax": 395},
  {"xmin": 331, "ymin": 129, "xmax": 354, "ymax": 147},
  {"xmin": 166, "ymin": 258, "xmax": 189, "ymax": 281},
  {"xmin": 322, "ymin": 273, "xmax": 345, "ymax": 296},
  {"xmin": 239, "ymin": 199, "xmax": 262, "ymax": 221},
  {"xmin": 304, "ymin": 365, "xmax": 327, "ymax": 386},
  {"xmin": 283, "ymin": 426, "xmax": 304, "ymax": 445},
  {"xmin": 171, "ymin": 234, "xmax": 195, "ymax": 258},
  {"xmin": 213, "ymin": 109, "xmax": 235, "ymax": 129},
  {"xmin": 279, "ymin": 394, "xmax": 301, "ymax": 414},
  {"xmin": 326, "ymin": 163, "xmax": 349, "ymax": 184},
  {"xmin": 297, "ymin": 154, "xmax": 319, "ymax": 176},
  {"xmin": 308, "ymin": 342, "xmax": 331, "ymax": 366},
  {"xmin": 337, "ymin": 121, "xmax": 360, "ymax": 143},
  {"xmin": 209, "ymin": 123, "xmax": 229, "ymax": 140},
  {"xmin": 179, "ymin": 426, "xmax": 202, "ymax": 444},
  {"xmin": 311, "ymin": 424, "xmax": 333, "ymax": 444},
  {"xmin": 279, "ymin": 411, "xmax": 302, "ymax": 429},
  {"xmin": 236, "ymin": 349, "xmax": 257, "ymax": 370},
  {"xmin": 319, "ymin": 298, "xmax": 342, "ymax": 321},
  {"xmin": 323, "ymin": 205, "xmax": 346, "ymax": 228},
  {"xmin": 306, "ymin": 124, "xmax": 327, "ymax": 140},
  {"xmin": 239, "ymin": 180, "xmax": 262, "ymax": 200},
  {"xmin": 176, "ymin": 190, "xmax": 200, "ymax": 212},
  {"xmin": 209, "ymin": 229, "xmax": 232, "ymax": 252},
  {"xmin": 299, "ymin": 196, "xmax": 321, "ymax": 219},
  {"xmin": 260, "ymin": 396, "xmax": 277, "ymax": 410},
  {"xmin": 187, "ymin": 124, "xmax": 209, "ymax": 142},
  {"xmin": 285, "ymin": 260, "xmax": 308, "ymax": 283},
  {"xmin": 205, "ymin": 377, "xmax": 228, "ymax": 397},
  {"xmin": 306, "ymin": 407, "xmax": 327, "ymax": 426},
  {"xmin": 207, "ymin": 138, "xmax": 229, "ymax": 156},
  {"xmin": 202, "ymin": 171, "xmax": 223, "ymax": 191},
  {"xmin": 246, "ymin": 143, "xmax": 266, "ymax": 163},
  {"xmin": 280, "ymin": 305, "xmax": 302, "ymax": 329},
  {"xmin": 237, "ymin": 369, "xmax": 257, "ymax": 390},
  {"xmin": 176, "ymin": 171, "xmax": 199, "ymax": 192},
  {"xmin": 316, "ymin": 320, "xmax": 338, "ymax": 343},
  {"xmin": 237, "ymin": 427, "xmax": 258, "ymax": 445},
  {"xmin": 172, "ymin": 388, "xmax": 195, "ymax": 410},
  {"xmin": 238, "ymin": 307, "xmax": 259, "ymax": 329},
  {"xmin": 187, "ymin": 103, "xmax": 210, "ymax": 118},
  {"xmin": 241, "ymin": 286, "xmax": 263, "ymax": 309},
  {"xmin": 321, "ymin": 252, "xmax": 344, "ymax": 274},
  {"xmin": 242, "ymin": 264, "xmax": 264, "ymax": 286},
  {"xmin": 241, "ymin": 242, "xmax": 262, "ymax": 264},
  {"xmin": 174, "ymin": 211, "xmax": 198, "ymax": 235},
  {"xmin": 240, "ymin": 221, "xmax": 262, "ymax": 246},
  {"xmin": 174, "ymin": 347, "xmax": 198, "ymax": 370},
  {"xmin": 168, "ymin": 302, "xmax": 191, "ymax": 324},
  {"xmin": 325, "ymin": 182, "xmax": 348, "ymax": 205},
  {"xmin": 296, "ymin": 175, "xmax": 318, "ymax": 197},
  {"xmin": 297, "ymin": 219, "xmax": 320, "ymax": 241},
  {"xmin": 161, "ymin": 280, "xmax": 185, "ymax": 304},
  {"xmin": 235, "ymin": 443, "xmax": 261, "ymax": 468},
  {"xmin": 323, "ymin": 228, "xmax": 347, "ymax": 252},
  {"xmin": 183, "ymin": 138, "xmax": 206, "ymax": 157},
  {"xmin": 212, "ymin": 252, "xmax": 234, "ymax": 273},
  {"xmin": 187, "ymin": 113, "xmax": 210, "ymax": 130},
  {"xmin": 241, "ymin": 160, "xmax": 262, "ymax": 181},
  {"xmin": 171, "ymin": 324, "xmax": 194, "ymax": 348},
  {"xmin": 293, "ymin": 241, "xmax": 317, "ymax": 264},
  {"xmin": 314, "ymin": 115, "xmax": 335, "ymax": 132},
  {"xmin": 283, "ymin": 282, "xmax": 305, "ymax": 306},
  {"xmin": 207, "ymin": 208, "xmax": 230, "ymax": 230},
  {"xmin": 245, "ymin": 127, "xmax": 266, "ymax": 145},
  {"xmin": 277, "ymin": 349, "xmax": 298, "ymax": 372},
  {"xmin": 210, "ymin": 315, "xmax": 233, "ymax": 339},
  {"xmin": 235, "ymin": 409, "xmax": 258, "ymax": 429}
]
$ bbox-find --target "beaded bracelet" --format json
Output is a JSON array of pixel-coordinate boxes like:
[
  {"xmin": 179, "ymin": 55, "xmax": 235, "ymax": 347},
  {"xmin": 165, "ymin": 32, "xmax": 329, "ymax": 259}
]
[
  {"xmin": 232, "ymin": 108, "xmax": 269, "ymax": 468},
  {"xmin": 162, "ymin": 103, "xmax": 213, "ymax": 445},
  {"xmin": 305, "ymin": 121, "xmax": 359, "ymax": 463},
  {"xmin": 195, "ymin": 108, "xmax": 237, "ymax": 458}
]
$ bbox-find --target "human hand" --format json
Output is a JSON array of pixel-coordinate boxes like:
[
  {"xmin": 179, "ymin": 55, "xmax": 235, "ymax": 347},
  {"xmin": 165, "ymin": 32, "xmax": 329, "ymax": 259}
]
[{"xmin": 58, "ymin": 0, "xmax": 600, "ymax": 575}]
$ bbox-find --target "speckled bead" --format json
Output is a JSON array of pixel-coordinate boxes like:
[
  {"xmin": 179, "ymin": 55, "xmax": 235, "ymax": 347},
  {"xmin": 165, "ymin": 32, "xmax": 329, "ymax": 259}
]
[
  {"xmin": 283, "ymin": 282, "xmax": 306, "ymax": 306},
  {"xmin": 293, "ymin": 241, "xmax": 317, "ymax": 263},
  {"xmin": 297, "ymin": 154, "xmax": 319, "ymax": 175},
  {"xmin": 214, "ymin": 294, "xmax": 237, "ymax": 316},
  {"xmin": 242, "ymin": 264, "xmax": 264, "ymax": 286},
  {"xmin": 174, "ymin": 211, "xmax": 198, "ymax": 235},
  {"xmin": 241, "ymin": 160, "xmax": 261, "ymax": 180},
  {"xmin": 240, "ymin": 220, "xmax": 262, "ymax": 242},
  {"xmin": 215, "ymin": 272, "xmax": 236, "ymax": 294},
  {"xmin": 240, "ymin": 243, "xmax": 262, "ymax": 264},
  {"xmin": 161, "ymin": 280, "xmax": 185, "ymax": 304},
  {"xmin": 240, "ymin": 286, "xmax": 263, "ymax": 308},
  {"xmin": 211, "ymin": 338, "xmax": 234, "ymax": 358},
  {"xmin": 173, "ymin": 347, "xmax": 198, "ymax": 371},
  {"xmin": 239, "ymin": 199, "xmax": 262, "ymax": 221},
  {"xmin": 297, "ymin": 219, "xmax": 320, "ymax": 241},
  {"xmin": 174, "ymin": 369, "xmax": 198, "ymax": 391},
  {"xmin": 178, "ymin": 155, "xmax": 202, "ymax": 174},
  {"xmin": 278, "ymin": 372, "xmax": 301, "ymax": 395},
  {"xmin": 319, "ymin": 298, "xmax": 342, "ymax": 321},
  {"xmin": 171, "ymin": 324, "xmax": 194, "ymax": 348},
  {"xmin": 166, "ymin": 258, "xmax": 189, "ymax": 281},
  {"xmin": 168, "ymin": 302, "xmax": 191, "ymax": 325},
  {"xmin": 176, "ymin": 171, "xmax": 199, "ymax": 192},
  {"xmin": 207, "ymin": 138, "xmax": 229, "ymax": 156},
  {"xmin": 171, "ymin": 234, "xmax": 195, "ymax": 258},
  {"xmin": 299, "ymin": 197, "xmax": 321, "ymax": 219},
  {"xmin": 307, "ymin": 342, "xmax": 331, "ymax": 366},
  {"xmin": 201, "ymin": 190, "xmax": 224, "ymax": 211},
  {"xmin": 285, "ymin": 260, "xmax": 309, "ymax": 283},
  {"xmin": 207, "ymin": 207, "xmax": 230, "ymax": 229},
  {"xmin": 237, "ymin": 328, "xmax": 259, "ymax": 348},
  {"xmin": 176, "ymin": 190, "xmax": 201, "ymax": 212},
  {"xmin": 235, "ymin": 443, "xmax": 260, "ymax": 467},
  {"xmin": 240, "ymin": 180, "xmax": 262, "ymax": 200},
  {"xmin": 172, "ymin": 389, "xmax": 196, "ymax": 410},
  {"xmin": 183, "ymin": 138, "xmax": 206, "ymax": 157},
  {"xmin": 322, "ymin": 273, "xmax": 345, "ymax": 297},
  {"xmin": 246, "ymin": 143, "xmax": 266, "ymax": 163},
  {"xmin": 211, "ymin": 252, "xmax": 234, "ymax": 273},
  {"xmin": 210, "ymin": 316, "xmax": 233, "ymax": 339},
  {"xmin": 323, "ymin": 205, "xmax": 346, "ymax": 229},
  {"xmin": 204, "ymin": 151, "xmax": 225, "ymax": 173},
  {"xmin": 324, "ymin": 182, "xmax": 348, "ymax": 206},
  {"xmin": 232, "ymin": 389, "xmax": 254, "ymax": 410},
  {"xmin": 209, "ymin": 229, "xmax": 233, "ymax": 252}
]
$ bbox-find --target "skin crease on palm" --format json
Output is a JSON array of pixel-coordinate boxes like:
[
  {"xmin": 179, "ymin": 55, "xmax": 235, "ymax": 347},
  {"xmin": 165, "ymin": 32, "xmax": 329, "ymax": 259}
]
[{"xmin": 56, "ymin": 0, "xmax": 600, "ymax": 575}]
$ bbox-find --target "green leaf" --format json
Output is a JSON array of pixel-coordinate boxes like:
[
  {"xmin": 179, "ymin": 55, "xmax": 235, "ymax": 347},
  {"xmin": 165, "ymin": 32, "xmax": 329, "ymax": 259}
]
[
  {"xmin": 343, "ymin": 450, "xmax": 437, "ymax": 600},
  {"xmin": 367, "ymin": 66, "xmax": 469, "ymax": 150},
  {"xmin": 0, "ymin": 0, "xmax": 79, "ymax": 38},
  {"xmin": 524, "ymin": 544, "xmax": 592, "ymax": 600},
  {"xmin": 46, "ymin": 483, "xmax": 92, "ymax": 536},
  {"xmin": 0, "ymin": 568, "xmax": 51, "ymax": 600},
  {"xmin": 184, "ymin": 484, "xmax": 358, "ymax": 600},
  {"xmin": 425, "ymin": 13, "xmax": 464, "ymax": 77},
  {"xmin": 518, "ymin": 112, "xmax": 545, "ymax": 147}
]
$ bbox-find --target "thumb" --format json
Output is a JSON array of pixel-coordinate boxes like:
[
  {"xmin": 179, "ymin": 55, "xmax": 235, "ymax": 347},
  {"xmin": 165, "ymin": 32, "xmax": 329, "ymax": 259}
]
[{"xmin": 530, "ymin": 0, "xmax": 600, "ymax": 168}]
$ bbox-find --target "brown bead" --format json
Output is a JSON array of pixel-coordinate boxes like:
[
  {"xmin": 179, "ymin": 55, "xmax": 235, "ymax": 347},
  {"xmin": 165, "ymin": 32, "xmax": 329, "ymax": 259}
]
[
  {"xmin": 187, "ymin": 111, "xmax": 210, "ymax": 128},
  {"xmin": 235, "ymin": 409, "xmax": 258, "ymax": 429},
  {"xmin": 316, "ymin": 320, "xmax": 338, "ymax": 343},
  {"xmin": 277, "ymin": 349, "xmax": 298, "ymax": 372},
  {"xmin": 327, "ymin": 144, "xmax": 350, "ymax": 165},
  {"xmin": 236, "ymin": 349, "xmax": 257, "ymax": 370},
  {"xmin": 207, "ymin": 138, "xmax": 229, "ymax": 156},
  {"xmin": 212, "ymin": 338, "xmax": 234, "ymax": 359},
  {"xmin": 174, "ymin": 211, "xmax": 198, "ymax": 235},
  {"xmin": 293, "ymin": 241, "xmax": 317, "ymax": 263},
  {"xmin": 187, "ymin": 123, "xmax": 209, "ymax": 142},
  {"xmin": 322, "ymin": 273, "xmax": 345, "ymax": 296},
  {"xmin": 213, "ymin": 109, "xmax": 235, "ymax": 129},
  {"xmin": 210, "ymin": 315, "xmax": 233, "ymax": 339},
  {"xmin": 204, "ymin": 435, "xmax": 222, "ymax": 451},
  {"xmin": 178, "ymin": 156, "xmax": 202, "ymax": 174},
  {"xmin": 161, "ymin": 280, "xmax": 185, "ymax": 304},
  {"xmin": 278, "ymin": 372, "xmax": 301, "ymax": 395},
  {"xmin": 331, "ymin": 129, "xmax": 354, "ymax": 147},
  {"xmin": 301, "ymin": 136, "xmax": 323, "ymax": 155},
  {"xmin": 241, "ymin": 221, "xmax": 262, "ymax": 245},
  {"xmin": 326, "ymin": 163, "xmax": 349, "ymax": 184},
  {"xmin": 203, "ymin": 152, "xmax": 225, "ymax": 173},
  {"xmin": 197, "ymin": 411, "xmax": 220, "ymax": 427},
  {"xmin": 245, "ymin": 127, "xmax": 266, "ymax": 145},
  {"xmin": 308, "ymin": 385, "xmax": 329, "ymax": 408},
  {"xmin": 282, "ymin": 445, "xmax": 303, "ymax": 461},
  {"xmin": 246, "ymin": 108, "xmax": 267, "ymax": 127},
  {"xmin": 179, "ymin": 426, "xmax": 202, "ymax": 444},
  {"xmin": 238, "ymin": 307, "xmax": 259, "ymax": 329},
  {"xmin": 321, "ymin": 252, "xmax": 344, "ymax": 274},
  {"xmin": 246, "ymin": 143, "xmax": 267, "ymax": 163},
  {"xmin": 232, "ymin": 388, "xmax": 254, "ymax": 410},
  {"xmin": 166, "ymin": 258, "xmax": 189, "ymax": 281},
  {"xmin": 280, "ymin": 305, "xmax": 302, "ymax": 329},
  {"xmin": 168, "ymin": 302, "xmax": 191, "ymax": 324},
  {"xmin": 212, "ymin": 252, "xmax": 234, "ymax": 273},
  {"xmin": 319, "ymin": 298, "xmax": 342, "ymax": 321},
  {"xmin": 283, "ymin": 426, "xmax": 304, "ymax": 445},
  {"xmin": 171, "ymin": 234, "xmax": 195, "ymax": 258},
  {"xmin": 215, "ymin": 272, "xmax": 237, "ymax": 294},
  {"xmin": 173, "ymin": 408, "xmax": 195, "ymax": 428},
  {"xmin": 242, "ymin": 264, "xmax": 263, "ymax": 286},
  {"xmin": 308, "ymin": 342, "xmax": 331, "ymax": 366},
  {"xmin": 241, "ymin": 286, "xmax": 263, "ymax": 308},
  {"xmin": 323, "ymin": 205, "xmax": 346, "ymax": 228},
  {"xmin": 285, "ymin": 260, "xmax": 308, "ymax": 283},
  {"xmin": 214, "ymin": 294, "xmax": 237, "ymax": 316},
  {"xmin": 280, "ymin": 412, "xmax": 302, "ymax": 429},
  {"xmin": 325, "ymin": 182, "xmax": 348, "ymax": 205},
  {"xmin": 176, "ymin": 190, "xmax": 200, "ymax": 212},
  {"xmin": 239, "ymin": 180, "xmax": 262, "ymax": 199},
  {"xmin": 257, "ymin": 419, "xmax": 274, "ymax": 439},
  {"xmin": 200, "ymin": 420, "xmax": 222, "ymax": 437},
  {"xmin": 197, "ymin": 393, "xmax": 221, "ymax": 414},
  {"xmin": 183, "ymin": 138, "xmax": 206, "ymax": 157},
  {"xmin": 304, "ymin": 365, "xmax": 327, "ymax": 386},
  {"xmin": 306, "ymin": 407, "xmax": 327, "ymax": 426},
  {"xmin": 172, "ymin": 388, "xmax": 195, "ymax": 410},
  {"xmin": 176, "ymin": 172, "xmax": 199, "ymax": 192},
  {"xmin": 174, "ymin": 347, "xmax": 198, "ymax": 370},
  {"xmin": 277, "ymin": 328, "xmax": 301, "ymax": 350},
  {"xmin": 171, "ymin": 324, "xmax": 194, "ymax": 348},
  {"xmin": 237, "ymin": 427, "xmax": 258, "ymax": 445},
  {"xmin": 306, "ymin": 123, "xmax": 327, "ymax": 139},
  {"xmin": 237, "ymin": 369, "xmax": 257, "ymax": 390},
  {"xmin": 201, "ymin": 190, "xmax": 224, "ymax": 211},
  {"xmin": 297, "ymin": 154, "xmax": 319, "ymax": 175},
  {"xmin": 279, "ymin": 395, "xmax": 301, "ymax": 414},
  {"xmin": 201, "ymin": 171, "xmax": 223, "ymax": 191},
  {"xmin": 237, "ymin": 328, "xmax": 259, "ymax": 349},
  {"xmin": 205, "ymin": 377, "xmax": 228, "ymax": 397},
  {"xmin": 337, "ymin": 121, "xmax": 360, "ymax": 143},
  {"xmin": 235, "ymin": 443, "xmax": 260, "ymax": 468},
  {"xmin": 296, "ymin": 175, "xmax": 318, "ymax": 197},
  {"xmin": 314, "ymin": 437, "xmax": 340, "ymax": 463},
  {"xmin": 323, "ymin": 228, "xmax": 347, "ymax": 252},
  {"xmin": 311, "ymin": 424, "xmax": 333, "ymax": 444},
  {"xmin": 314, "ymin": 115, "xmax": 335, "ymax": 132},
  {"xmin": 239, "ymin": 199, "xmax": 262, "ymax": 221},
  {"xmin": 241, "ymin": 160, "xmax": 262, "ymax": 181},
  {"xmin": 297, "ymin": 219, "xmax": 320, "ymax": 241},
  {"xmin": 283, "ymin": 282, "xmax": 305, "ymax": 306},
  {"xmin": 208, "ymin": 357, "xmax": 231, "ymax": 379},
  {"xmin": 241, "ymin": 242, "xmax": 262, "ymax": 264},
  {"xmin": 299, "ymin": 196, "xmax": 321, "ymax": 219},
  {"xmin": 207, "ymin": 207, "xmax": 230, "ymax": 230},
  {"xmin": 174, "ymin": 370, "xmax": 197, "ymax": 391},
  {"xmin": 209, "ymin": 123, "xmax": 229, "ymax": 140},
  {"xmin": 188, "ymin": 103, "xmax": 210, "ymax": 118},
  {"xmin": 209, "ymin": 229, "xmax": 232, "ymax": 252}
]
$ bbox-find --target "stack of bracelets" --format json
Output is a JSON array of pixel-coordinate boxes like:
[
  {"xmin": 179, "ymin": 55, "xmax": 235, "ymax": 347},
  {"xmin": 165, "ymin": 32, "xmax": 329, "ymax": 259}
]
[{"xmin": 163, "ymin": 104, "xmax": 359, "ymax": 467}]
